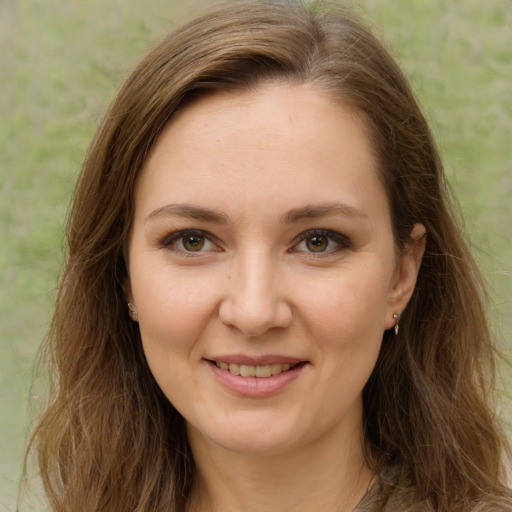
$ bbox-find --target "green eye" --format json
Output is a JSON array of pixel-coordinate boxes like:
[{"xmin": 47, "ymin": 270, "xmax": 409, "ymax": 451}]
[
  {"xmin": 306, "ymin": 235, "xmax": 329, "ymax": 252},
  {"xmin": 293, "ymin": 229, "xmax": 351, "ymax": 255},
  {"xmin": 182, "ymin": 235, "xmax": 205, "ymax": 251},
  {"xmin": 161, "ymin": 229, "xmax": 220, "ymax": 254}
]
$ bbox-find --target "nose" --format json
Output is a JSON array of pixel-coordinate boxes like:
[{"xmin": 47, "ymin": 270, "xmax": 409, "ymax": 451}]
[{"xmin": 218, "ymin": 251, "xmax": 292, "ymax": 337}]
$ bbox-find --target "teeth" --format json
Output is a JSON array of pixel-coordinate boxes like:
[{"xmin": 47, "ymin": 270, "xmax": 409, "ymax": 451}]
[
  {"xmin": 215, "ymin": 361, "xmax": 296, "ymax": 378},
  {"xmin": 228, "ymin": 363, "xmax": 240, "ymax": 375},
  {"xmin": 240, "ymin": 364, "xmax": 255, "ymax": 377},
  {"xmin": 271, "ymin": 364, "xmax": 282, "ymax": 375},
  {"xmin": 256, "ymin": 365, "xmax": 272, "ymax": 378}
]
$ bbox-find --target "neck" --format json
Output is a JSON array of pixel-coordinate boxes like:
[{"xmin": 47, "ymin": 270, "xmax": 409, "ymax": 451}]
[{"xmin": 187, "ymin": 423, "xmax": 374, "ymax": 512}]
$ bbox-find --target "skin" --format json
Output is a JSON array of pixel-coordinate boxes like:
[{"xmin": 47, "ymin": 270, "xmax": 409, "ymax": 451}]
[{"xmin": 126, "ymin": 83, "xmax": 425, "ymax": 512}]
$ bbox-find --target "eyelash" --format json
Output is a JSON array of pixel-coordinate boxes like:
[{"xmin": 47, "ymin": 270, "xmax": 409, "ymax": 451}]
[
  {"xmin": 159, "ymin": 228, "xmax": 351, "ymax": 255},
  {"xmin": 291, "ymin": 229, "xmax": 352, "ymax": 255},
  {"xmin": 159, "ymin": 229, "xmax": 221, "ymax": 254}
]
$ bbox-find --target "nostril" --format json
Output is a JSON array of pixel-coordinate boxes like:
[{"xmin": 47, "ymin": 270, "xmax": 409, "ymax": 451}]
[{"xmin": 218, "ymin": 297, "xmax": 292, "ymax": 336}]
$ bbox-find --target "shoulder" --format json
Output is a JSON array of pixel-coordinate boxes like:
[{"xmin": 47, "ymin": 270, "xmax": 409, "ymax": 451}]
[
  {"xmin": 354, "ymin": 483, "xmax": 432, "ymax": 512},
  {"xmin": 354, "ymin": 465, "xmax": 432, "ymax": 512},
  {"xmin": 354, "ymin": 468, "xmax": 512, "ymax": 512}
]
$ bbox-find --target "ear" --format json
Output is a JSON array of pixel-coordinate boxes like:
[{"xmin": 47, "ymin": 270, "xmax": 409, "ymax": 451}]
[
  {"xmin": 385, "ymin": 223, "xmax": 426, "ymax": 329},
  {"xmin": 123, "ymin": 275, "xmax": 133, "ymax": 302},
  {"xmin": 123, "ymin": 276, "xmax": 138, "ymax": 322}
]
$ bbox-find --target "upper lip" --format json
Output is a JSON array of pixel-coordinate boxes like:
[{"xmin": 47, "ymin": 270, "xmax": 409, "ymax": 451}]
[{"xmin": 205, "ymin": 354, "xmax": 307, "ymax": 366}]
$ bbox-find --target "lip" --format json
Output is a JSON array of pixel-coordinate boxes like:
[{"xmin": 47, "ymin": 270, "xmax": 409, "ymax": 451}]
[
  {"xmin": 205, "ymin": 356, "xmax": 309, "ymax": 398},
  {"xmin": 207, "ymin": 354, "xmax": 306, "ymax": 366}
]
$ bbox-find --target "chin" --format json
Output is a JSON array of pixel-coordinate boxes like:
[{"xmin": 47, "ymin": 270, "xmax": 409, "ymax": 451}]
[
  {"xmin": 188, "ymin": 413, "xmax": 307, "ymax": 457},
  {"xmin": 213, "ymin": 433, "xmax": 300, "ymax": 457}
]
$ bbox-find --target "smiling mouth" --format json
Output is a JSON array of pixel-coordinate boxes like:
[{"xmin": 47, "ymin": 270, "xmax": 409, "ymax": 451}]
[{"xmin": 214, "ymin": 361, "xmax": 303, "ymax": 378}]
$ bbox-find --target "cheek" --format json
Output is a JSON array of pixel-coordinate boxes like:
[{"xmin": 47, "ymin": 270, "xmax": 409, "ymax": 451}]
[
  {"xmin": 132, "ymin": 268, "xmax": 222, "ymax": 410},
  {"xmin": 297, "ymin": 265, "xmax": 390, "ymax": 391},
  {"xmin": 299, "ymin": 269, "xmax": 389, "ymax": 413},
  {"xmin": 131, "ymin": 263, "xmax": 221, "ymax": 356},
  {"xmin": 298, "ymin": 264, "xmax": 392, "ymax": 342}
]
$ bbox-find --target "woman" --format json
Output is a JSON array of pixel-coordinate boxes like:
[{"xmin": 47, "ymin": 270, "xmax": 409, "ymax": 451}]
[{"xmin": 27, "ymin": 1, "xmax": 511, "ymax": 510}]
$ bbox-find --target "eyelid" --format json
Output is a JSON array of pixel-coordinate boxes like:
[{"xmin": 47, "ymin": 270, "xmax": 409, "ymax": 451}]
[
  {"xmin": 159, "ymin": 229, "xmax": 222, "ymax": 253},
  {"xmin": 158, "ymin": 227, "xmax": 350, "ymax": 255},
  {"xmin": 291, "ymin": 228, "xmax": 352, "ymax": 254}
]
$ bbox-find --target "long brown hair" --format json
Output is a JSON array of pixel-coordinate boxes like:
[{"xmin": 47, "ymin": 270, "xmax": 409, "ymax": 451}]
[{"xmin": 26, "ymin": 1, "xmax": 511, "ymax": 510}]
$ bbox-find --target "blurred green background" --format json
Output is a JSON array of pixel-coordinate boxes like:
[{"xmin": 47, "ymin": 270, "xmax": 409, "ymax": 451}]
[{"xmin": 1, "ymin": 0, "xmax": 510, "ymax": 509}]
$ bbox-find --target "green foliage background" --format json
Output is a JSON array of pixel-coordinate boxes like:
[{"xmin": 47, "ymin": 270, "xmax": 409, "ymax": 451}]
[{"xmin": 1, "ymin": 0, "xmax": 510, "ymax": 509}]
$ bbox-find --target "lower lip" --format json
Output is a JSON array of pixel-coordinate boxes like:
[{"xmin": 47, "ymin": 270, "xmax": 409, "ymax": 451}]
[{"xmin": 207, "ymin": 361, "xmax": 308, "ymax": 398}]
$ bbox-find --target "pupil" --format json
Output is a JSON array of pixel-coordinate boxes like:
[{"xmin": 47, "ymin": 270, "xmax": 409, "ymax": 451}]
[
  {"xmin": 183, "ymin": 235, "xmax": 204, "ymax": 251},
  {"xmin": 307, "ymin": 235, "xmax": 328, "ymax": 252}
]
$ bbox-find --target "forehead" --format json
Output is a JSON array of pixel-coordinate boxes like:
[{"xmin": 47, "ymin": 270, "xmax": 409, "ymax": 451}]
[
  {"xmin": 152, "ymin": 83, "xmax": 371, "ymax": 158},
  {"xmin": 135, "ymin": 83, "xmax": 387, "ymax": 225}
]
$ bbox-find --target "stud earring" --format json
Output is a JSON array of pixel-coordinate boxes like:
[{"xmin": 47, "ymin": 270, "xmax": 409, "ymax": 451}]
[
  {"xmin": 393, "ymin": 312, "xmax": 400, "ymax": 335},
  {"xmin": 127, "ymin": 302, "xmax": 138, "ymax": 319}
]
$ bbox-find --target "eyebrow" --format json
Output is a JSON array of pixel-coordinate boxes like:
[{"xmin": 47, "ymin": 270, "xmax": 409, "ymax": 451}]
[
  {"xmin": 146, "ymin": 202, "xmax": 367, "ymax": 225},
  {"xmin": 281, "ymin": 203, "xmax": 368, "ymax": 223},
  {"xmin": 146, "ymin": 204, "xmax": 230, "ymax": 224}
]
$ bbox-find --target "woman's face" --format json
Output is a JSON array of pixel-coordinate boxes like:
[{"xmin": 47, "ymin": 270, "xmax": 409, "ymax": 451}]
[{"xmin": 126, "ymin": 83, "xmax": 423, "ymax": 456}]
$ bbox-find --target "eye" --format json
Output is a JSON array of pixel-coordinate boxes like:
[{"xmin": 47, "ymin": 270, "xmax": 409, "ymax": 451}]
[
  {"xmin": 292, "ymin": 229, "xmax": 351, "ymax": 254},
  {"xmin": 182, "ymin": 234, "xmax": 206, "ymax": 251},
  {"xmin": 304, "ymin": 234, "xmax": 329, "ymax": 252},
  {"xmin": 160, "ymin": 229, "xmax": 219, "ymax": 254}
]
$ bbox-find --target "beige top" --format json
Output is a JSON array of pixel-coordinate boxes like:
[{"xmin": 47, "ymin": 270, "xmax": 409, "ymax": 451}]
[{"xmin": 353, "ymin": 467, "xmax": 432, "ymax": 512}]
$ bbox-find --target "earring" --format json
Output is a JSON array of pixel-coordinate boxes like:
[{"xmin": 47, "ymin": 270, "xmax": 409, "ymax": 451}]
[
  {"xmin": 127, "ymin": 302, "xmax": 138, "ymax": 319},
  {"xmin": 393, "ymin": 313, "xmax": 400, "ymax": 335}
]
